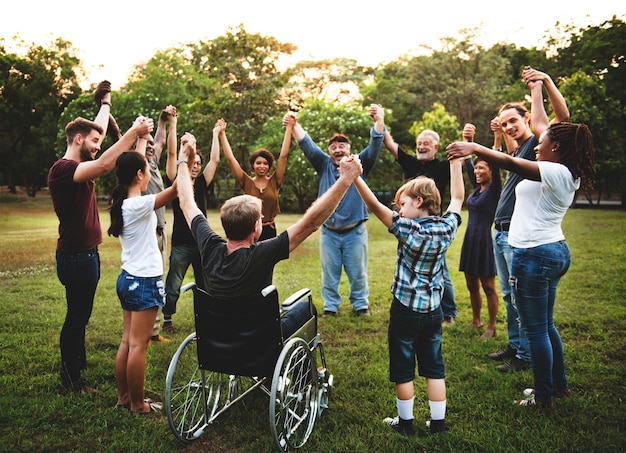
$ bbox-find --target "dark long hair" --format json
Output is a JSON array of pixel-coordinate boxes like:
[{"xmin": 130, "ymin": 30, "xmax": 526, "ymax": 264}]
[
  {"xmin": 547, "ymin": 122, "xmax": 595, "ymax": 192},
  {"xmin": 108, "ymin": 151, "xmax": 147, "ymax": 237}
]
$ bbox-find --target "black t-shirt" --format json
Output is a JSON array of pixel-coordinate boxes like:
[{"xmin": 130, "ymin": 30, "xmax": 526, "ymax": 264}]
[
  {"xmin": 397, "ymin": 146, "xmax": 450, "ymax": 195},
  {"xmin": 191, "ymin": 214, "xmax": 290, "ymax": 298},
  {"xmin": 169, "ymin": 174, "xmax": 208, "ymax": 247}
]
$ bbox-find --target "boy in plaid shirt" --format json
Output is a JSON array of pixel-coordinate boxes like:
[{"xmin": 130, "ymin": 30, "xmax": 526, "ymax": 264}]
[{"xmin": 352, "ymin": 157, "xmax": 464, "ymax": 436}]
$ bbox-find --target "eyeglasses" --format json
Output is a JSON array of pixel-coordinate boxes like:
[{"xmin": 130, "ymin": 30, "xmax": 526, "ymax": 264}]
[{"xmin": 192, "ymin": 161, "xmax": 202, "ymax": 167}]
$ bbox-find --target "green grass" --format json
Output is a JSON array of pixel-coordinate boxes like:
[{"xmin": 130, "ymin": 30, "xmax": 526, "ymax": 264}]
[{"xmin": 1, "ymin": 195, "xmax": 625, "ymax": 452}]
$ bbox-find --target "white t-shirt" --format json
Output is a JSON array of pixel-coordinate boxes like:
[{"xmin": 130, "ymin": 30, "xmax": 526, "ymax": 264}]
[
  {"xmin": 119, "ymin": 194, "xmax": 162, "ymax": 277},
  {"xmin": 509, "ymin": 162, "xmax": 580, "ymax": 248}
]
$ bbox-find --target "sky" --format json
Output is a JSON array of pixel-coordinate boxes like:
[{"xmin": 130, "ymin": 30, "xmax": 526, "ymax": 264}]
[{"xmin": 2, "ymin": 0, "xmax": 624, "ymax": 89}]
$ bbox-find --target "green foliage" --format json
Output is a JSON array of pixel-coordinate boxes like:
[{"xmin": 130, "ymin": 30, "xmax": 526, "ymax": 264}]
[
  {"xmin": 1, "ymin": 16, "xmax": 626, "ymax": 204},
  {"xmin": 0, "ymin": 36, "xmax": 82, "ymax": 195},
  {"xmin": 560, "ymin": 71, "xmax": 626, "ymax": 202}
]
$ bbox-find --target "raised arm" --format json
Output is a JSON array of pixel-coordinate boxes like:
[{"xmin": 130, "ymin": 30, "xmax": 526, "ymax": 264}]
[
  {"xmin": 523, "ymin": 66, "xmax": 569, "ymax": 138},
  {"xmin": 93, "ymin": 81, "xmax": 112, "ymax": 144},
  {"xmin": 203, "ymin": 120, "xmax": 222, "ymax": 186},
  {"xmin": 354, "ymin": 176, "xmax": 394, "ymax": 228},
  {"xmin": 73, "ymin": 117, "xmax": 154, "ymax": 183},
  {"xmin": 286, "ymin": 156, "xmax": 363, "ymax": 252},
  {"xmin": 219, "ymin": 120, "xmax": 245, "ymax": 184},
  {"xmin": 165, "ymin": 111, "xmax": 179, "ymax": 182},
  {"xmin": 383, "ymin": 130, "xmax": 399, "ymax": 160},
  {"xmin": 154, "ymin": 105, "xmax": 177, "ymax": 163},
  {"xmin": 446, "ymin": 141, "xmax": 540, "ymax": 182},
  {"xmin": 370, "ymin": 103, "xmax": 385, "ymax": 135},
  {"xmin": 446, "ymin": 158, "xmax": 464, "ymax": 215},
  {"xmin": 274, "ymin": 120, "xmax": 293, "ymax": 186},
  {"xmin": 175, "ymin": 133, "xmax": 202, "ymax": 228}
]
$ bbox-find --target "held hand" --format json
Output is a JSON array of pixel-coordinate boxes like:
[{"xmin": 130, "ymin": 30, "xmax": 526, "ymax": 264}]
[
  {"xmin": 132, "ymin": 116, "xmax": 154, "ymax": 136},
  {"xmin": 179, "ymin": 132, "xmax": 196, "ymax": 169},
  {"xmin": 462, "ymin": 123, "xmax": 476, "ymax": 142},
  {"xmin": 282, "ymin": 112, "xmax": 297, "ymax": 128},
  {"xmin": 94, "ymin": 80, "xmax": 112, "ymax": 107},
  {"xmin": 446, "ymin": 141, "xmax": 475, "ymax": 160},
  {"xmin": 213, "ymin": 118, "xmax": 226, "ymax": 134},
  {"xmin": 338, "ymin": 155, "xmax": 363, "ymax": 180},
  {"xmin": 369, "ymin": 104, "xmax": 384, "ymax": 122},
  {"xmin": 490, "ymin": 117, "xmax": 501, "ymax": 133},
  {"xmin": 160, "ymin": 105, "xmax": 177, "ymax": 121}
]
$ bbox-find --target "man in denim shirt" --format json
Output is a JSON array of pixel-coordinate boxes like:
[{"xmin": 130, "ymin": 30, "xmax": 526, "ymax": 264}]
[{"xmin": 284, "ymin": 105, "xmax": 385, "ymax": 317}]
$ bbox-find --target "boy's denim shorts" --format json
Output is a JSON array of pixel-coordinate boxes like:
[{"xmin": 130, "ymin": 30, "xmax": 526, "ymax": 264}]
[
  {"xmin": 116, "ymin": 270, "xmax": 165, "ymax": 312},
  {"xmin": 388, "ymin": 298, "xmax": 445, "ymax": 383}
]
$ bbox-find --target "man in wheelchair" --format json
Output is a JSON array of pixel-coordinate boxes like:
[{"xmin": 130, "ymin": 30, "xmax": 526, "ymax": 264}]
[{"xmin": 174, "ymin": 131, "xmax": 364, "ymax": 332}]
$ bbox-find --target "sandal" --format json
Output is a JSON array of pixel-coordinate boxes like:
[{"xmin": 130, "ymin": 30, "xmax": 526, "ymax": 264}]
[{"xmin": 130, "ymin": 398, "xmax": 163, "ymax": 414}]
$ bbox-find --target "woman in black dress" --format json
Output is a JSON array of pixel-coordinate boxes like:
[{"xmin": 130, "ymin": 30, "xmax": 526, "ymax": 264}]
[{"xmin": 459, "ymin": 148, "xmax": 502, "ymax": 339}]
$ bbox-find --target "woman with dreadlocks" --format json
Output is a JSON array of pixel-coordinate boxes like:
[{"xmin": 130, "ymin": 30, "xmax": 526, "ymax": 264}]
[{"xmin": 446, "ymin": 67, "xmax": 595, "ymax": 409}]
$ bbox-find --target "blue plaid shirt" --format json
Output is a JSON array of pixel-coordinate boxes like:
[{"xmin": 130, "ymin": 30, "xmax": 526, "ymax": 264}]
[{"xmin": 389, "ymin": 211, "xmax": 461, "ymax": 313}]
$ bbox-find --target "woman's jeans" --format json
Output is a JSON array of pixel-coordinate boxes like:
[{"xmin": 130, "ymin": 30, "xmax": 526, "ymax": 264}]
[
  {"xmin": 56, "ymin": 248, "xmax": 100, "ymax": 387},
  {"xmin": 511, "ymin": 241, "xmax": 571, "ymax": 403}
]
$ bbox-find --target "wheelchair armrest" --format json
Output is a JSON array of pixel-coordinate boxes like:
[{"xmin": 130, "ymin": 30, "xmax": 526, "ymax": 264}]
[
  {"xmin": 181, "ymin": 282, "xmax": 196, "ymax": 294},
  {"xmin": 282, "ymin": 288, "xmax": 312, "ymax": 308}
]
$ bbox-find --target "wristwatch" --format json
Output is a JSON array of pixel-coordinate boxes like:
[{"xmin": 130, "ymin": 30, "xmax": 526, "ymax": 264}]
[{"xmin": 176, "ymin": 158, "xmax": 188, "ymax": 166}]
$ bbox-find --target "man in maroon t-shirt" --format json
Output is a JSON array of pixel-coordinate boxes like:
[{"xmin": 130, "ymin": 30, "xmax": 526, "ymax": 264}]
[{"xmin": 48, "ymin": 82, "xmax": 153, "ymax": 393}]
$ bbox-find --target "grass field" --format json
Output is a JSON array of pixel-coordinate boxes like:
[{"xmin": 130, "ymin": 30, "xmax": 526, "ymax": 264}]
[{"xmin": 0, "ymin": 195, "xmax": 625, "ymax": 452}]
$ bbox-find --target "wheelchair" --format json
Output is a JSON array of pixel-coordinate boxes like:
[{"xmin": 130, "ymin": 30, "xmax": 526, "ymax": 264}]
[{"xmin": 164, "ymin": 283, "xmax": 333, "ymax": 452}]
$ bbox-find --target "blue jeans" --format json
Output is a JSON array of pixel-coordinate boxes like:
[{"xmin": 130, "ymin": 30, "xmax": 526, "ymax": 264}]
[
  {"xmin": 56, "ymin": 248, "xmax": 100, "ymax": 386},
  {"xmin": 511, "ymin": 241, "xmax": 571, "ymax": 404},
  {"xmin": 440, "ymin": 255, "xmax": 456, "ymax": 318},
  {"xmin": 319, "ymin": 223, "xmax": 369, "ymax": 312},
  {"xmin": 493, "ymin": 230, "xmax": 530, "ymax": 361},
  {"xmin": 164, "ymin": 244, "xmax": 204, "ymax": 316}
]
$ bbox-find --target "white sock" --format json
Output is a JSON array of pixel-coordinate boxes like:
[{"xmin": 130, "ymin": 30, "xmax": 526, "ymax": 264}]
[
  {"xmin": 396, "ymin": 397, "xmax": 414, "ymax": 421},
  {"xmin": 429, "ymin": 400, "xmax": 446, "ymax": 420}
]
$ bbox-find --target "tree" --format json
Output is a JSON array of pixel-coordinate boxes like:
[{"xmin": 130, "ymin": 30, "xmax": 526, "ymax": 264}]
[
  {"xmin": 363, "ymin": 29, "xmax": 513, "ymax": 149},
  {"xmin": 560, "ymin": 71, "xmax": 626, "ymax": 205},
  {"xmin": 0, "ymin": 36, "xmax": 82, "ymax": 195},
  {"xmin": 281, "ymin": 58, "xmax": 373, "ymax": 109}
]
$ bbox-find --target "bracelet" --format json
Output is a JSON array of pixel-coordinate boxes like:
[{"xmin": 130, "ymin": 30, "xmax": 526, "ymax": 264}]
[
  {"xmin": 176, "ymin": 158, "xmax": 188, "ymax": 166},
  {"xmin": 493, "ymin": 147, "xmax": 502, "ymax": 151},
  {"xmin": 101, "ymin": 101, "xmax": 111, "ymax": 106}
]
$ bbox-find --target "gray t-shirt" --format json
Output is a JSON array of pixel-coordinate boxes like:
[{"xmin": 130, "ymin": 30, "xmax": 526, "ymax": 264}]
[{"xmin": 494, "ymin": 135, "xmax": 538, "ymax": 223}]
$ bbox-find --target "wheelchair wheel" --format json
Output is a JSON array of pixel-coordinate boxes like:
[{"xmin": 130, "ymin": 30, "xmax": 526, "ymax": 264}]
[
  {"xmin": 270, "ymin": 337, "xmax": 318, "ymax": 452},
  {"xmin": 164, "ymin": 332, "xmax": 207, "ymax": 443}
]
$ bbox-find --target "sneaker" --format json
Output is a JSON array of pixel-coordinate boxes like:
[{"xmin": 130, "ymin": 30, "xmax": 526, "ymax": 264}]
[
  {"xmin": 514, "ymin": 395, "xmax": 555, "ymax": 409},
  {"xmin": 442, "ymin": 316, "xmax": 456, "ymax": 327},
  {"xmin": 488, "ymin": 346, "xmax": 516, "ymax": 361},
  {"xmin": 383, "ymin": 416, "xmax": 415, "ymax": 437},
  {"xmin": 496, "ymin": 357, "xmax": 532, "ymax": 372},
  {"xmin": 162, "ymin": 321, "xmax": 176, "ymax": 334},
  {"xmin": 524, "ymin": 388, "xmax": 572, "ymax": 398},
  {"xmin": 357, "ymin": 308, "xmax": 371, "ymax": 317},
  {"xmin": 149, "ymin": 335, "xmax": 171, "ymax": 345},
  {"xmin": 322, "ymin": 310, "xmax": 337, "ymax": 318},
  {"xmin": 426, "ymin": 419, "xmax": 448, "ymax": 434}
]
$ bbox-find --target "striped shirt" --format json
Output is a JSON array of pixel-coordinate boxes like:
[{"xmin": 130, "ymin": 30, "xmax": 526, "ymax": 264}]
[{"xmin": 389, "ymin": 211, "xmax": 461, "ymax": 313}]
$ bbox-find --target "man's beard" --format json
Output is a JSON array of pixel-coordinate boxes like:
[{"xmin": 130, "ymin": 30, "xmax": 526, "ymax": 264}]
[{"xmin": 80, "ymin": 142, "xmax": 95, "ymax": 161}]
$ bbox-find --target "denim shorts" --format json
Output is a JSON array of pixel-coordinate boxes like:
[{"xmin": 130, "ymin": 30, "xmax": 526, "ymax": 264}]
[
  {"xmin": 388, "ymin": 298, "xmax": 445, "ymax": 383},
  {"xmin": 116, "ymin": 270, "xmax": 165, "ymax": 312}
]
